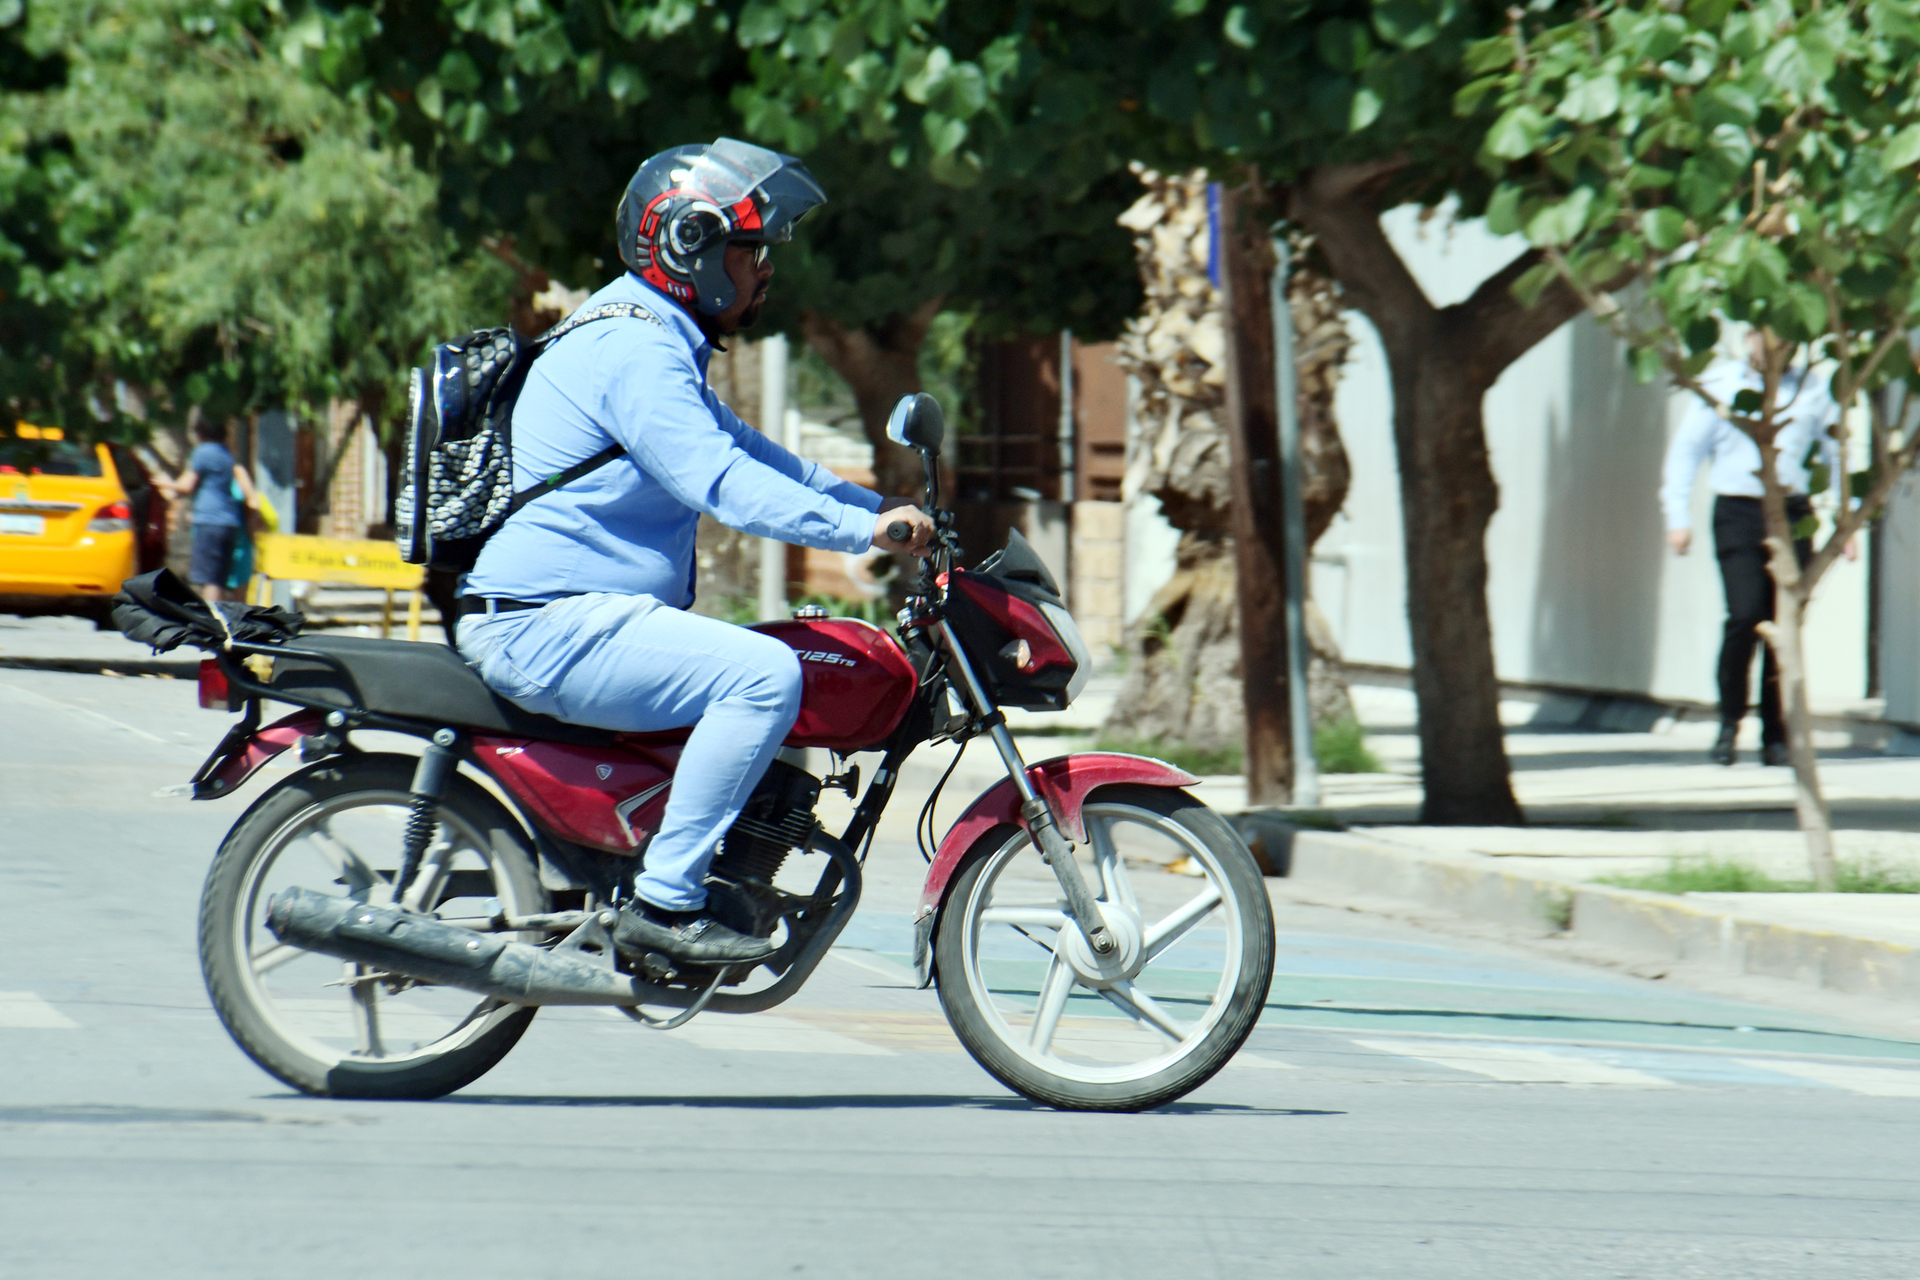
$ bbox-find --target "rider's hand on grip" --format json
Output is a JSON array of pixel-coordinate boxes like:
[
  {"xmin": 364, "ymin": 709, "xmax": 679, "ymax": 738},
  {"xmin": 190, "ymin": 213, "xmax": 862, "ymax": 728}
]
[{"xmin": 874, "ymin": 505, "xmax": 935, "ymax": 557}]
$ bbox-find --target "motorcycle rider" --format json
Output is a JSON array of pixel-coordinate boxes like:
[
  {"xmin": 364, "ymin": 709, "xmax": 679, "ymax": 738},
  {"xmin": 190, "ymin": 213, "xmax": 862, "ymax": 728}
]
[{"xmin": 456, "ymin": 139, "xmax": 933, "ymax": 965}]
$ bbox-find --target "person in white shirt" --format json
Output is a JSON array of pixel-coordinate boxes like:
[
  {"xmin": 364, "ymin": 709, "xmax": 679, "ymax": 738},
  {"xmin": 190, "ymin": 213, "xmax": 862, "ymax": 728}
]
[{"xmin": 1661, "ymin": 333, "xmax": 1849, "ymax": 765}]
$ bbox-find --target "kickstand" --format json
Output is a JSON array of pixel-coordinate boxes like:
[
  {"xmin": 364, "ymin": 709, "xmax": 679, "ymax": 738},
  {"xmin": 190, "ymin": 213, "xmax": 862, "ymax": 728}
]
[{"xmin": 617, "ymin": 965, "xmax": 733, "ymax": 1030}]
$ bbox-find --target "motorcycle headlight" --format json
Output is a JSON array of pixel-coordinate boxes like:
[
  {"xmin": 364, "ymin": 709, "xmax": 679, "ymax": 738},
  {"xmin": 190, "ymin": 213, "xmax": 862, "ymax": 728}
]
[{"xmin": 1038, "ymin": 601, "xmax": 1092, "ymax": 706}]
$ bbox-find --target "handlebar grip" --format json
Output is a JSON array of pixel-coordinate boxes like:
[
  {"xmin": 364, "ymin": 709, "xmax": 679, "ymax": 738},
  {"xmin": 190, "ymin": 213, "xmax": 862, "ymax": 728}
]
[{"xmin": 886, "ymin": 520, "xmax": 913, "ymax": 544}]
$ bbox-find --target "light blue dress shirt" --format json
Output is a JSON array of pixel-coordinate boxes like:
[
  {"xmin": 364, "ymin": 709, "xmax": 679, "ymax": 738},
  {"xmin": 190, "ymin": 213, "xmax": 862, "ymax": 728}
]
[
  {"xmin": 1660, "ymin": 359, "xmax": 1842, "ymax": 531},
  {"xmin": 463, "ymin": 273, "xmax": 880, "ymax": 606}
]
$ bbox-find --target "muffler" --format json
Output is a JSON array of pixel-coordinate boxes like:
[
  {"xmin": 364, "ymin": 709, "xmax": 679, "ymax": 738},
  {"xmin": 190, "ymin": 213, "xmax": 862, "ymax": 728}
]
[{"xmin": 266, "ymin": 887, "xmax": 652, "ymax": 1007}]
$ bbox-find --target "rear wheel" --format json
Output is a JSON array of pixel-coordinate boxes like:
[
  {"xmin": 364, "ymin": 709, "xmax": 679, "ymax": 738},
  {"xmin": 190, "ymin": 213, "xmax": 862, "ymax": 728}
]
[
  {"xmin": 199, "ymin": 753, "xmax": 546, "ymax": 1099},
  {"xmin": 936, "ymin": 786, "xmax": 1274, "ymax": 1112}
]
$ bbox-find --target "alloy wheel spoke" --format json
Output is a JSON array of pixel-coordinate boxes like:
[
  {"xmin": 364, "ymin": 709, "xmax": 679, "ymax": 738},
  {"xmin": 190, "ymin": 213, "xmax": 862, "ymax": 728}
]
[
  {"xmin": 1089, "ymin": 817, "xmax": 1138, "ymax": 914},
  {"xmin": 980, "ymin": 904, "xmax": 1070, "ymax": 930},
  {"xmin": 1142, "ymin": 885, "xmax": 1222, "ymax": 963},
  {"xmin": 248, "ymin": 941, "xmax": 304, "ymax": 975},
  {"xmin": 308, "ymin": 825, "xmax": 382, "ymax": 898},
  {"xmin": 1102, "ymin": 980, "xmax": 1189, "ymax": 1046},
  {"xmin": 1028, "ymin": 952, "xmax": 1077, "ymax": 1055}
]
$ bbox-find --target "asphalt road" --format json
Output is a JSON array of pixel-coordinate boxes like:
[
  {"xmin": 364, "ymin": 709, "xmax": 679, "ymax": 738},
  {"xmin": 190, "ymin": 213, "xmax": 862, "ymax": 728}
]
[{"xmin": 5, "ymin": 666, "xmax": 1920, "ymax": 1279}]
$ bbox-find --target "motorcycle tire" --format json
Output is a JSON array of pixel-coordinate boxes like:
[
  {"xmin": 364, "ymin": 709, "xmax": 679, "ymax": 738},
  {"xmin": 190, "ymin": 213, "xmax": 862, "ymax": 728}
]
[
  {"xmin": 935, "ymin": 785, "xmax": 1274, "ymax": 1112},
  {"xmin": 199, "ymin": 753, "xmax": 545, "ymax": 1100}
]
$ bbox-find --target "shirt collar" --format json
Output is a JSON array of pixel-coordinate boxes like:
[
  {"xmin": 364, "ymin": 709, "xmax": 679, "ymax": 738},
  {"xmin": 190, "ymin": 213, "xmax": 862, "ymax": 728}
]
[{"xmin": 619, "ymin": 271, "xmax": 713, "ymax": 373}]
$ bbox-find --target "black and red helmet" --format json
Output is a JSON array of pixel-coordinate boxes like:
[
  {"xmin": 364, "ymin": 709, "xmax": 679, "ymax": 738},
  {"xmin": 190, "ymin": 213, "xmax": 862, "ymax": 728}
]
[{"xmin": 614, "ymin": 138, "xmax": 826, "ymax": 316}]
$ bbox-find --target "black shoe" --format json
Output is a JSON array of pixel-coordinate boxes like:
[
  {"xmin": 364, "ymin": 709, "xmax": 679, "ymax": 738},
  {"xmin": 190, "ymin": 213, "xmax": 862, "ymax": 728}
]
[
  {"xmin": 612, "ymin": 900, "xmax": 779, "ymax": 965},
  {"xmin": 1709, "ymin": 725, "xmax": 1737, "ymax": 766},
  {"xmin": 1761, "ymin": 741, "xmax": 1791, "ymax": 767}
]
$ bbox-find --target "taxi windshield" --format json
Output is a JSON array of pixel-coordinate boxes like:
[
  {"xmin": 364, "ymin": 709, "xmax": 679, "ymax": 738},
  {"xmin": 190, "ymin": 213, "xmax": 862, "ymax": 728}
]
[{"xmin": 0, "ymin": 439, "xmax": 103, "ymax": 478}]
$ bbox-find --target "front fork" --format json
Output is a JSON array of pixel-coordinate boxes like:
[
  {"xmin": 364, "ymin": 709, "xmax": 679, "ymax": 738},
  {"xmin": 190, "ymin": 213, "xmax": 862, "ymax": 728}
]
[{"xmin": 936, "ymin": 622, "xmax": 1118, "ymax": 956}]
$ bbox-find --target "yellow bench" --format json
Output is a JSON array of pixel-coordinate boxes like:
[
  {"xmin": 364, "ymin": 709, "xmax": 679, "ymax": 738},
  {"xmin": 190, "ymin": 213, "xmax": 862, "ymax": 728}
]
[{"xmin": 250, "ymin": 534, "xmax": 427, "ymax": 641}]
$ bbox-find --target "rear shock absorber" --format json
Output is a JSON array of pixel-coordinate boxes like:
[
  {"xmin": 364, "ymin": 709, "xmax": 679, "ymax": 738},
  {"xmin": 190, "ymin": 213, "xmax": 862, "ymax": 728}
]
[{"xmin": 395, "ymin": 729, "xmax": 459, "ymax": 908}]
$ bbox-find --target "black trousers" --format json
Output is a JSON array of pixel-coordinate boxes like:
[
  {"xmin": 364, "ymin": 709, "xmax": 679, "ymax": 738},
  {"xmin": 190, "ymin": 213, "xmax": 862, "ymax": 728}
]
[{"xmin": 1712, "ymin": 495, "xmax": 1812, "ymax": 741}]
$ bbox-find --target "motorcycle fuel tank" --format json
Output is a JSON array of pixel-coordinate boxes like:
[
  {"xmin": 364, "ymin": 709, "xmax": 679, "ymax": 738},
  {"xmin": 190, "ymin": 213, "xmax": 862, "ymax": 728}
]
[{"xmin": 751, "ymin": 617, "xmax": 917, "ymax": 752}]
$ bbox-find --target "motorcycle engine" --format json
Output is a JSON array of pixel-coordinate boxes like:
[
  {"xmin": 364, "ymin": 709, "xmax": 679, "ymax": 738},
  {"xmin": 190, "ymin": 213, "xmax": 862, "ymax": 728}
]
[{"xmin": 704, "ymin": 759, "xmax": 821, "ymax": 939}]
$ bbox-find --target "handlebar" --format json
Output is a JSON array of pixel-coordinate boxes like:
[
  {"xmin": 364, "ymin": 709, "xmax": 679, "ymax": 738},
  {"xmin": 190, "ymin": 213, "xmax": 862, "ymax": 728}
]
[{"xmin": 886, "ymin": 519, "xmax": 913, "ymax": 545}]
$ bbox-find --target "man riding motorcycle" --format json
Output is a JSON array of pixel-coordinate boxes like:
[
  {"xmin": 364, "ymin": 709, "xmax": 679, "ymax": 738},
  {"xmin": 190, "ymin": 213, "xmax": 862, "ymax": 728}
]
[{"xmin": 455, "ymin": 139, "xmax": 934, "ymax": 966}]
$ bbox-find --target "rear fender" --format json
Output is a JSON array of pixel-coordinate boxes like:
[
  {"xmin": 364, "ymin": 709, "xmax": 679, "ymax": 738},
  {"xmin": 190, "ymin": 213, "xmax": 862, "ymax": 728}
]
[
  {"xmin": 185, "ymin": 709, "xmax": 326, "ymax": 799},
  {"xmin": 911, "ymin": 753, "xmax": 1200, "ymax": 986}
]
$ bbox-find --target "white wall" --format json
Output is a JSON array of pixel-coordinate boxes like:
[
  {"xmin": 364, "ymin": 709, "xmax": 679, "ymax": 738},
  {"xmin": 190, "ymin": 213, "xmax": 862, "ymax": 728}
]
[{"xmin": 1310, "ymin": 206, "xmax": 1870, "ymax": 709}]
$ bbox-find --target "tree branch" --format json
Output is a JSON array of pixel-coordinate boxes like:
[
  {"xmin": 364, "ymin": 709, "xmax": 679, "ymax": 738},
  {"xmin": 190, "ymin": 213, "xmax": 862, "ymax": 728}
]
[
  {"xmin": 1282, "ymin": 163, "xmax": 1433, "ymax": 355},
  {"xmin": 1448, "ymin": 248, "xmax": 1590, "ymax": 380}
]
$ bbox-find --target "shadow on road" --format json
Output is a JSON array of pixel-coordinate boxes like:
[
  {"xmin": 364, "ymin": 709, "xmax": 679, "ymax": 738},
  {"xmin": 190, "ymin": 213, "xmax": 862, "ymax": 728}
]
[{"xmin": 425, "ymin": 1093, "xmax": 1344, "ymax": 1116}]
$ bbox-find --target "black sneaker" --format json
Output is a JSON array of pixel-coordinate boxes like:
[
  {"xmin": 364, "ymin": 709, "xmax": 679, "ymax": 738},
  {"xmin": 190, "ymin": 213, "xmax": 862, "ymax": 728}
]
[
  {"xmin": 613, "ymin": 900, "xmax": 779, "ymax": 965},
  {"xmin": 1709, "ymin": 724, "xmax": 1737, "ymax": 766},
  {"xmin": 1761, "ymin": 741, "xmax": 1791, "ymax": 767}
]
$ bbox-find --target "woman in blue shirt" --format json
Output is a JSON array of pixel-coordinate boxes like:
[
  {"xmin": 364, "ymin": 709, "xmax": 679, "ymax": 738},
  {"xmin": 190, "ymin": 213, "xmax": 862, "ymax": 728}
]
[{"xmin": 157, "ymin": 418, "xmax": 254, "ymax": 602}]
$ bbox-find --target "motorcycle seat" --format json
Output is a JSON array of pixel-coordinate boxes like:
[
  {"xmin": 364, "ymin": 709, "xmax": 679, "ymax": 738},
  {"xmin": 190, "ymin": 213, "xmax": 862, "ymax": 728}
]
[{"xmin": 263, "ymin": 633, "xmax": 616, "ymax": 745}]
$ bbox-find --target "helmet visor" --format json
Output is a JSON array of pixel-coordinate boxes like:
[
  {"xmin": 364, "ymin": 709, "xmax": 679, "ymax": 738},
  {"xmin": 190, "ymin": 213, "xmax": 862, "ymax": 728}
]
[{"xmin": 681, "ymin": 138, "xmax": 787, "ymax": 209}]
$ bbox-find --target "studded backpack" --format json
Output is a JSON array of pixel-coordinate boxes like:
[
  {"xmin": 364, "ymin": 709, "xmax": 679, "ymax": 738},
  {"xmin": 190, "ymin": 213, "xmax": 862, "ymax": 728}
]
[{"xmin": 393, "ymin": 302, "xmax": 663, "ymax": 572}]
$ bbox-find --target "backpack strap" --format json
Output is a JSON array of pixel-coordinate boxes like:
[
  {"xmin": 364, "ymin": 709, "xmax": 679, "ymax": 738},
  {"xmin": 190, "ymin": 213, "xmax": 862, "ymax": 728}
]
[{"xmin": 507, "ymin": 302, "xmax": 667, "ymax": 515}]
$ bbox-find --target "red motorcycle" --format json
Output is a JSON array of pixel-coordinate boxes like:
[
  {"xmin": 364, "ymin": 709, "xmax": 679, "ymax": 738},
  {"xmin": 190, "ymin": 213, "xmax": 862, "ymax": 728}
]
[{"xmin": 186, "ymin": 395, "xmax": 1274, "ymax": 1112}]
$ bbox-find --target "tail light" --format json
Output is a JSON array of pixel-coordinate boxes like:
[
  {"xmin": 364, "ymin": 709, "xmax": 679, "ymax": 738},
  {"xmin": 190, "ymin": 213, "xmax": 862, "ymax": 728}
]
[
  {"xmin": 198, "ymin": 658, "xmax": 234, "ymax": 711},
  {"xmin": 89, "ymin": 501, "xmax": 133, "ymax": 533}
]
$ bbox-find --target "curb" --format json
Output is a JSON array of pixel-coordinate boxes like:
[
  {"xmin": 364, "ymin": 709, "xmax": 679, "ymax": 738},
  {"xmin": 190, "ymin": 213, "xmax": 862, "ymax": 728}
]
[
  {"xmin": 1285, "ymin": 829, "xmax": 1920, "ymax": 1006},
  {"xmin": 0, "ymin": 655, "xmax": 198, "ymax": 678}
]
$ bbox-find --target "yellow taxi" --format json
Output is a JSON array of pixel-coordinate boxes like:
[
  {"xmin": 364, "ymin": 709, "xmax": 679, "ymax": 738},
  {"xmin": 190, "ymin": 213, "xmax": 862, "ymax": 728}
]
[{"xmin": 0, "ymin": 423, "xmax": 169, "ymax": 621}]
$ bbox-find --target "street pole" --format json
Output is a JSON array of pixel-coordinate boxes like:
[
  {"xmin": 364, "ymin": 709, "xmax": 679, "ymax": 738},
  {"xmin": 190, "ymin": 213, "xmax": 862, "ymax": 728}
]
[
  {"xmin": 1059, "ymin": 329, "xmax": 1077, "ymax": 505},
  {"xmin": 1216, "ymin": 182, "xmax": 1294, "ymax": 807},
  {"xmin": 1271, "ymin": 235, "xmax": 1319, "ymax": 808},
  {"xmin": 758, "ymin": 334, "xmax": 790, "ymax": 622}
]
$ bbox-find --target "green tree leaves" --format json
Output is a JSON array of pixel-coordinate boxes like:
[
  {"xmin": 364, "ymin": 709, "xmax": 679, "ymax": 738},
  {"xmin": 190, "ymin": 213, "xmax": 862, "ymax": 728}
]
[
  {"xmin": 1481, "ymin": 0, "xmax": 1920, "ymax": 451},
  {"xmin": 1, "ymin": 0, "xmax": 505, "ymax": 436}
]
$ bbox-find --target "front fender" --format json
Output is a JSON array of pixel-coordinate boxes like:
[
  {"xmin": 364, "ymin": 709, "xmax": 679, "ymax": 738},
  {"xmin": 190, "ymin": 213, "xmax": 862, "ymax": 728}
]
[{"xmin": 911, "ymin": 752, "xmax": 1200, "ymax": 986}]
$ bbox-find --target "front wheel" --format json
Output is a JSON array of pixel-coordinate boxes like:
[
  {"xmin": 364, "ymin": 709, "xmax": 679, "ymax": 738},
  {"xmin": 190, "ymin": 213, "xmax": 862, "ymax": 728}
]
[
  {"xmin": 199, "ymin": 753, "xmax": 547, "ymax": 1099},
  {"xmin": 936, "ymin": 786, "xmax": 1275, "ymax": 1112}
]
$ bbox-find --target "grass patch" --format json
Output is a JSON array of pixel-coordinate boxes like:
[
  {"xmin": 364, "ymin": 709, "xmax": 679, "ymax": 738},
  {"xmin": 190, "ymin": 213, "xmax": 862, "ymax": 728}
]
[
  {"xmin": 1596, "ymin": 857, "xmax": 1920, "ymax": 894},
  {"xmin": 1541, "ymin": 887, "xmax": 1574, "ymax": 932},
  {"xmin": 1314, "ymin": 715, "xmax": 1382, "ymax": 774},
  {"xmin": 1094, "ymin": 735, "xmax": 1244, "ymax": 777},
  {"xmin": 1095, "ymin": 718, "xmax": 1386, "ymax": 779}
]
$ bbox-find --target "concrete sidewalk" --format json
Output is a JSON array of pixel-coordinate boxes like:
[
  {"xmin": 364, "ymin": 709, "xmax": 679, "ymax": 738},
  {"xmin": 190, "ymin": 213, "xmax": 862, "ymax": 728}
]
[{"xmin": 1253, "ymin": 684, "xmax": 1920, "ymax": 1013}]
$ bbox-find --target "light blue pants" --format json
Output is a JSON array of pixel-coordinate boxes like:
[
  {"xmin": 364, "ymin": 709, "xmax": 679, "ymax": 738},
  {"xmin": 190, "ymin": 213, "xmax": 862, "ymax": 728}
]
[{"xmin": 456, "ymin": 593, "xmax": 802, "ymax": 911}]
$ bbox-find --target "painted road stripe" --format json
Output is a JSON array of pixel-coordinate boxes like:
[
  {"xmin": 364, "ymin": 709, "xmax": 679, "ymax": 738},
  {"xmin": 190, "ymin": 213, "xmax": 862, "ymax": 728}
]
[
  {"xmin": 1736, "ymin": 1059, "xmax": 1920, "ymax": 1097},
  {"xmin": 0, "ymin": 993, "xmax": 77, "ymax": 1028},
  {"xmin": 1353, "ymin": 1038, "xmax": 1676, "ymax": 1087},
  {"xmin": 663, "ymin": 1013, "xmax": 894, "ymax": 1056}
]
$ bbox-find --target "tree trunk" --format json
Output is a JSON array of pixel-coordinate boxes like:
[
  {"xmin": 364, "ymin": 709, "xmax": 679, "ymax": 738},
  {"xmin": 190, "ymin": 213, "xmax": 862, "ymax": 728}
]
[
  {"xmin": 1751, "ymin": 427, "xmax": 1839, "ymax": 889},
  {"xmin": 798, "ymin": 300, "xmax": 943, "ymax": 498},
  {"xmin": 1389, "ymin": 345, "xmax": 1521, "ymax": 825},
  {"xmin": 1216, "ymin": 182, "xmax": 1293, "ymax": 806},
  {"xmin": 1764, "ymin": 587, "xmax": 1837, "ymax": 888},
  {"xmin": 1285, "ymin": 162, "xmax": 1587, "ymax": 825}
]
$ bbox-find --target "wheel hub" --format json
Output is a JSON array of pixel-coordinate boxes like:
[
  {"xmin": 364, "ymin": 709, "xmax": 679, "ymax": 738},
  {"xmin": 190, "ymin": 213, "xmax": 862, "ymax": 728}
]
[{"xmin": 1059, "ymin": 903, "xmax": 1144, "ymax": 988}]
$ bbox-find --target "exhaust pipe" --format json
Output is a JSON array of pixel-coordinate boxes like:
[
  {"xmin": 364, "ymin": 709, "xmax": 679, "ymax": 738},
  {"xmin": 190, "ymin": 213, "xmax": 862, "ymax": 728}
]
[{"xmin": 267, "ymin": 887, "xmax": 652, "ymax": 1007}]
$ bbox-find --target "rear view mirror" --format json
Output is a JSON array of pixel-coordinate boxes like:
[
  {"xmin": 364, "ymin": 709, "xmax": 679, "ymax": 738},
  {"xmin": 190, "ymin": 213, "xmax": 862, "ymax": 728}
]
[{"xmin": 885, "ymin": 393, "xmax": 945, "ymax": 455}]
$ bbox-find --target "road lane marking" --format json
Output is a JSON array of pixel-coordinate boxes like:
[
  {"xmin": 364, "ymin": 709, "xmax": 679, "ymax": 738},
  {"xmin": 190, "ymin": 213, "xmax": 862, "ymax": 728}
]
[
  {"xmin": 0, "ymin": 679, "xmax": 173, "ymax": 745},
  {"xmin": 828, "ymin": 948, "xmax": 916, "ymax": 983},
  {"xmin": 1226, "ymin": 1052, "xmax": 1296, "ymax": 1070},
  {"xmin": 663, "ymin": 1013, "xmax": 894, "ymax": 1055},
  {"xmin": 1736, "ymin": 1059, "xmax": 1920, "ymax": 1096},
  {"xmin": 0, "ymin": 993, "xmax": 78, "ymax": 1028},
  {"xmin": 1353, "ymin": 1038, "xmax": 1676, "ymax": 1087}
]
